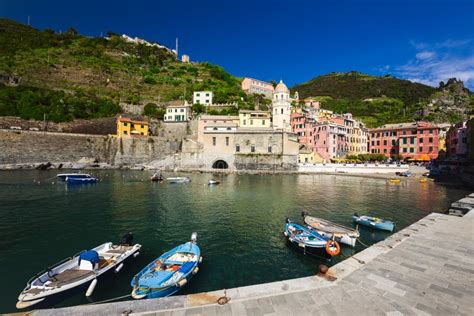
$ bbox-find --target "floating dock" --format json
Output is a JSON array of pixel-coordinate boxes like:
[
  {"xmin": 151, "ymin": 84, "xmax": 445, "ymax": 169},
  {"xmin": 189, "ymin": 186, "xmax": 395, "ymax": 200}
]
[{"xmin": 31, "ymin": 194, "xmax": 474, "ymax": 316}]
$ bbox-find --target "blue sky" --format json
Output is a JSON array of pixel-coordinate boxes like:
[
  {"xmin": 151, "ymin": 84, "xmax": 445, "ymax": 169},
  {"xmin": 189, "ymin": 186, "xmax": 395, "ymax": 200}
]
[{"xmin": 2, "ymin": 0, "xmax": 474, "ymax": 88}]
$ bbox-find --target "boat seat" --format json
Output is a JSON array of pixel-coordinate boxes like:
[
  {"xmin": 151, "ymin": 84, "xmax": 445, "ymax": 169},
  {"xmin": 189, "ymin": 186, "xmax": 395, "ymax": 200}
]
[{"xmin": 47, "ymin": 269, "xmax": 93, "ymax": 287}]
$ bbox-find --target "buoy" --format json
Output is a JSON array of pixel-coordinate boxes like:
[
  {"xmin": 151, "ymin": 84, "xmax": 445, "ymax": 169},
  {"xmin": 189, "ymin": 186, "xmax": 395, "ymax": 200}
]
[
  {"xmin": 298, "ymin": 243, "xmax": 305, "ymax": 248},
  {"xmin": 115, "ymin": 263, "xmax": 124, "ymax": 273},
  {"xmin": 199, "ymin": 256, "xmax": 203, "ymax": 263},
  {"xmin": 283, "ymin": 231, "xmax": 288, "ymax": 236},
  {"xmin": 192, "ymin": 267, "xmax": 199, "ymax": 275},
  {"xmin": 133, "ymin": 252, "xmax": 140, "ymax": 258},
  {"xmin": 85, "ymin": 279, "xmax": 97, "ymax": 297},
  {"xmin": 177, "ymin": 279, "xmax": 187, "ymax": 287}
]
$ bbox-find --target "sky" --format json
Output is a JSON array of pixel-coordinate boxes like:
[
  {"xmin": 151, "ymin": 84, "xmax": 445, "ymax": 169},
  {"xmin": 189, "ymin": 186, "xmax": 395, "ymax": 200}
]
[{"xmin": 1, "ymin": 0, "xmax": 474, "ymax": 89}]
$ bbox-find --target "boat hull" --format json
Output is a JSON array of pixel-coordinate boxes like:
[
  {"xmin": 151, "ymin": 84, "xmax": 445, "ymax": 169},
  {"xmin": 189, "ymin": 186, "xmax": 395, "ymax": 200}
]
[
  {"xmin": 352, "ymin": 216, "xmax": 395, "ymax": 232},
  {"xmin": 17, "ymin": 246, "xmax": 140, "ymax": 310},
  {"xmin": 286, "ymin": 238, "xmax": 332, "ymax": 260},
  {"xmin": 316, "ymin": 230, "xmax": 357, "ymax": 247}
]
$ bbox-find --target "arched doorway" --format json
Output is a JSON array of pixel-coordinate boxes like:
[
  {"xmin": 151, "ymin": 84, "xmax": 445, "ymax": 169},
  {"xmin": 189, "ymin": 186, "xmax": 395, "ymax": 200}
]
[{"xmin": 212, "ymin": 160, "xmax": 229, "ymax": 169}]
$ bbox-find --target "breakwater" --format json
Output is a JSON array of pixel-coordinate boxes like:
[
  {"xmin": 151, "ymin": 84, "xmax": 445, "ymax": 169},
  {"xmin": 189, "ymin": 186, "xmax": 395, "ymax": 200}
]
[{"xmin": 27, "ymin": 192, "xmax": 474, "ymax": 316}]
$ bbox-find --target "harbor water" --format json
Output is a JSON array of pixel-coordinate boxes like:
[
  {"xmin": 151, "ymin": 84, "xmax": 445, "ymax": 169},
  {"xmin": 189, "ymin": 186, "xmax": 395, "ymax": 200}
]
[{"xmin": 0, "ymin": 170, "xmax": 469, "ymax": 312}]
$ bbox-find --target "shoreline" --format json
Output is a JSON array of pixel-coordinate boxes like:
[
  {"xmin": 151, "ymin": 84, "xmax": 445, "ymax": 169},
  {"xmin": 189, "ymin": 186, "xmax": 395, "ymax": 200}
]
[{"xmin": 0, "ymin": 162, "xmax": 431, "ymax": 180}]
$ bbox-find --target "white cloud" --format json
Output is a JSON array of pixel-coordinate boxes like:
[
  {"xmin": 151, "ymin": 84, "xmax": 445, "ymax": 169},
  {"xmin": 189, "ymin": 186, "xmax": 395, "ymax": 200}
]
[
  {"xmin": 415, "ymin": 51, "xmax": 435, "ymax": 60},
  {"xmin": 394, "ymin": 39, "xmax": 474, "ymax": 89}
]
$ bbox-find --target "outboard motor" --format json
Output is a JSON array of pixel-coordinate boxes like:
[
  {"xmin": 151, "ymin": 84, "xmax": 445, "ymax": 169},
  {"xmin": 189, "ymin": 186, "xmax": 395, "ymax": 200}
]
[
  {"xmin": 301, "ymin": 211, "xmax": 309, "ymax": 218},
  {"xmin": 191, "ymin": 232, "xmax": 198, "ymax": 243},
  {"xmin": 353, "ymin": 213, "xmax": 359, "ymax": 217},
  {"xmin": 120, "ymin": 232, "xmax": 134, "ymax": 246},
  {"xmin": 285, "ymin": 218, "xmax": 291, "ymax": 224}
]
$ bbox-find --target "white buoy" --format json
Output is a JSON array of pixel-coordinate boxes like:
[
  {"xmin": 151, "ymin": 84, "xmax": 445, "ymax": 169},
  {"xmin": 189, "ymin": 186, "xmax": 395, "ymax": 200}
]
[
  {"xmin": 177, "ymin": 279, "xmax": 187, "ymax": 287},
  {"xmin": 192, "ymin": 267, "xmax": 199, "ymax": 275},
  {"xmin": 115, "ymin": 263, "xmax": 124, "ymax": 273},
  {"xmin": 133, "ymin": 252, "xmax": 140, "ymax": 258},
  {"xmin": 86, "ymin": 279, "xmax": 97, "ymax": 297}
]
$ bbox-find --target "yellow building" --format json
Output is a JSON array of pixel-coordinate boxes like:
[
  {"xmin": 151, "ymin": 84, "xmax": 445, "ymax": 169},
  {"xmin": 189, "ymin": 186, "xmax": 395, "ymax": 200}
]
[
  {"xmin": 298, "ymin": 145, "xmax": 325, "ymax": 163},
  {"xmin": 116, "ymin": 116, "xmax": 149, "ymax": 137},
  {"xmin": 239, "ymin": 110, "xmax": 271, "ymax": 128}
]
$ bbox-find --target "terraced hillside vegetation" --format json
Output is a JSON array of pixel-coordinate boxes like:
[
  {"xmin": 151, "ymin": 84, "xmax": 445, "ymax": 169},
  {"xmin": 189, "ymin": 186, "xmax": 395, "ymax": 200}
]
[
  {"xmin": 0, "ymin": 19, "xmax": 250, "ymax": 122},
  {"xmin": 291, "ymin": 72, "xmax": 474, "ymax": 127}
]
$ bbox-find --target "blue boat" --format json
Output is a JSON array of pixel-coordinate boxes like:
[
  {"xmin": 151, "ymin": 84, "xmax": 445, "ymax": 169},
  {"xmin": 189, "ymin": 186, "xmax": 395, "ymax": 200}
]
[
  {"xmin": 352, "ymin": 213, "xmax": 395, "ymax": 232},
  {"xmin": 131, "ymin": 233, "xmax": 201, "ymax": 299},
  {"xmin": 64, "ymin": 174, "xmax": 99, "ymax": 184},
  {"xmin": 284, "ymin": 219, "xmax": 340, "ymax": 260}
]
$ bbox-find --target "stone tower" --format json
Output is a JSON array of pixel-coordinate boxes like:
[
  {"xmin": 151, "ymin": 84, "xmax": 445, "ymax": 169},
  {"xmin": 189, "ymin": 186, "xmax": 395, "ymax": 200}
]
[{"xmin": 272, "ymin": 80, "xmax": 291, "ymax": 131}]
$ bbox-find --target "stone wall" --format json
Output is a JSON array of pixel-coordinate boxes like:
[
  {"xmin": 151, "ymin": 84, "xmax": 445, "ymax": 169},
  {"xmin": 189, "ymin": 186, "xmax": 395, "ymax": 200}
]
[
  {"xmin": 234, "ymin": 154, "xmax": 298, "ymax": 171},
  {"xmin": 0, "ymin": 130, "xmax": 180, "ymax": 166},
  {"xmin": 0, "ymin": 116, "xmax": 116, "ymax": 135}
]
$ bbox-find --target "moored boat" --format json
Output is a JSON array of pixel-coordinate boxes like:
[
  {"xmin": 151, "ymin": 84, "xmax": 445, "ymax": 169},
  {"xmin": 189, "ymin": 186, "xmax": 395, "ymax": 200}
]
[
  {"xmin": 151, "ymin": 173, "xmax": 163, "ymax": 182},
  {"xmin": 284, "ymin": 219, "xmax": 340, "ymax": 260},
  {"xmin": 302, "ymin": 212, "xmax": 359, "ymax": 247},
  {"xmin": 65, "ymin": 175, "xmax": 99, "ymax": 184},
  {"xmin": 388, "ymin": 178, "xmax": 401, "ymax": 184},
  {"xmin": 16, "ymin": 233, "xmax": 141, "ymax": 310},
  {"xmin": 352, "ymin": 213, "xmax": 395, "ymax": 232},
  {"xmin": 208, "ymin": 179, "xmax": 220, "ymax": 185},
  {"xmin": 131, "ymin": 233, "xmax": 201, "ymax": 299},
  {"xmin": 166, "ymin": 177, "xmax": 191, "ymax": 184}
]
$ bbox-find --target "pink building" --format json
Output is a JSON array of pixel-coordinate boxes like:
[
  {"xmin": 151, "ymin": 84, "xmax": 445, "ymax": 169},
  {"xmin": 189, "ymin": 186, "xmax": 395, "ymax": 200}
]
[
  {"xmin": 369, "ymin": 121, "xmax": 440, "ymax": 160},
  {"xmin": 291, "ymin": 112, "xmax": 315, "ymax": 148},
  {"xmin": 446, "ymin": 121, "xmax": 468, "ymax": 158},
  {"xmin": 241, "ymin": 77, "xmax": 274, "ymax": 97}
]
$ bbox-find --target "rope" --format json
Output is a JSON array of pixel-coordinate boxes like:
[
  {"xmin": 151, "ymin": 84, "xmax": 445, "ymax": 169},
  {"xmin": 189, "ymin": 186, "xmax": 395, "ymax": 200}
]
[
  {"xmin": 356, "ymin": 238, "xmax": 370, "ymax": 248},
  {"xmin": 85, "ymin": 293, "xmax": 132, "ymax": 305}
]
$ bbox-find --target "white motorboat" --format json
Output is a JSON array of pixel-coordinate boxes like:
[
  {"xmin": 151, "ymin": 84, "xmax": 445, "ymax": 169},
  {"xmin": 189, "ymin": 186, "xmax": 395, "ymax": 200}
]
[
  {"xmin": 16, "ymin": 234, "xmax": 141, "ymax": 309},
  {"xmin": 166, "ymin": 177, "xmax": 191, "ymax": 183},
  {"xmin": 302, "ymin": 212, "xmax": 359, "ymax": 247},
  {"xmin": 208, "ymin": 179, "xmax": 220, "ymax": 185}
]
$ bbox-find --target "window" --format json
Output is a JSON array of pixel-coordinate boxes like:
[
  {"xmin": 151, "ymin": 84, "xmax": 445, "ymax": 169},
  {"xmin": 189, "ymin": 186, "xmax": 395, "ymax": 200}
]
[
  {"xmin": 180, "ymin": 109, "xmax": 184, "ymax": 112},
  {"xmin": 410, "ymin": 138, "xmax": 414, "ymax": 144},
  {"xmin": 123, "ymin": 122, "xmax": 128, "ymax": 126},
  {"xmin": 383, "ymin": 140, "xmax": 387, "ymax": 146},
  {"xmin": 429, "ymin": 146, "xmax": 433, "ymax": 152},
  {"xmin": 371, "ymin": 141, "xmax": 375, "ymax": 146},
  {"xmin": 167, "ymin": 109, "xmax": 171, "ymax": 113},
  {"xmin": 403, "ymin": 148, "xmax": 407, "ymax": 153},
  {"xmin": 124, "ymin": 131, "xmax": 128, "ymax": 135},
  {"xmin": 429, "ymin": 129, "xmax": 433, "ymax": 134},
  {"xmin": 419, "ymin": 130, "xmax": 423, "ymax": 134},
  {"xmin": 212, "ymin": 137, "xmax": 216, "ymax": 146},
  {"xmin": 392, "ymin": 140, "xmax": 396, "ymax": 146},
  {"xmin": 243, "ymin": 119, "xmax": 246, "ymax": 125},
  {"xmin": 403, "ymin": 130, "xmax": 406, "ymax": 135},
  {"xmin": 384, "ymin": 149, "xmax": 387, "ymax": 153},
  {"xmin": 403, "ymin": 138, "xmax": 407, "ymax": 144},
  {"xmin": 206, "ymin": 93, "xmax": 209, "ymax": 97},
  {"xmin": 410, "ymin": 148, "xmax": 414, "ymax": 153},
  {"xmin": 236, "ymin": 144, "xmax": 240, "ymax": 152},
  {"xmin": 419, "ymin": 147, "xmax": 423, "ymax": 152},
  {"xmin": 262, "ymin": 120, "xmax": 265, "ymax": 125},
  {"xmin": 225, "ymin": 137, "xmax": 229, "ymax": 146},
  {"xmin": 268, "ymin": 146, "xmax": 272, "ymax": 153},
  {"xmin": 251, "ymin": 145, "xmax": 255, "ymax": 153},
  {"xmin": 250, "ymin": 119, "xmax": 254, "ymax": 125},
  {"xmin": 428, "ymin": 137, "xmax": 433, "ymax": 143},
  {"xmin": 141, "ymin": 132, "xmax": 144, "ymax": 135},
  {"xmin": 377, "ymin": 141, "xmax": 380, "ymax": 146},
  {"xmin": 281, "ymin": 108, "xmax": 283, "ymax": 114},
  {"xmin": 419, "ymin": 138, "xmax": 423, "ymax": 143},
  {"xmin": 205, "ymin": 99, "xmax": 210, "ymax": 104}
]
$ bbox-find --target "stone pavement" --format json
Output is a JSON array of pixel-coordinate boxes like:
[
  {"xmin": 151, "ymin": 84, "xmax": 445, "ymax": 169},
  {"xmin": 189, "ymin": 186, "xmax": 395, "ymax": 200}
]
[{"xmin": 33, "ymin": 203, "xmax": 474, "ymax": 316}]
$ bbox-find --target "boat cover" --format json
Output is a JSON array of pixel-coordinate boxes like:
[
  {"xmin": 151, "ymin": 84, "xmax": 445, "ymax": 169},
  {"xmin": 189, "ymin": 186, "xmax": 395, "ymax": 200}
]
[{"xmin": 79, "ymin": 250, "xmax": 99, "ymax": 265}]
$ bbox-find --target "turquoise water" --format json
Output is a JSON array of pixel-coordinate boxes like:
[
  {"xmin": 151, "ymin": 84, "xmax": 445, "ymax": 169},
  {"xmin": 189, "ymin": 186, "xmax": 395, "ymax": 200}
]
[{"xmin": 0, "ymin": 170, "xmax": 469, "ymax": 312}]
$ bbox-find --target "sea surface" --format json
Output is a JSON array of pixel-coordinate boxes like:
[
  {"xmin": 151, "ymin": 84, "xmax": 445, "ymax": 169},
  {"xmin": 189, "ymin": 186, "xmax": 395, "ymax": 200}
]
[{"xmin": 0, "ymin": 170, "xmax": 469, "ymax": 312}]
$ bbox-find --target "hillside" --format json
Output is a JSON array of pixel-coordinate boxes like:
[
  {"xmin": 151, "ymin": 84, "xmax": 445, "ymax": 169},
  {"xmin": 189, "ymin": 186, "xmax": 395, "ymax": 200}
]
[
  {"xmin": 291, "ymin": 71, "xmax": 473, "ymax": 127},
  {"xmin": 0, "ymin": 19, "xmax": 245, "ymax": 122}
]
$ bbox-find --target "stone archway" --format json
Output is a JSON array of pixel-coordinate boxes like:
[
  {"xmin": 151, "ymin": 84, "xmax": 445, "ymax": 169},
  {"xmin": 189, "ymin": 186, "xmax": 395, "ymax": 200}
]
[{"xmin": 212, "ymin": 160, "xmax": 229, "ymax": 169}]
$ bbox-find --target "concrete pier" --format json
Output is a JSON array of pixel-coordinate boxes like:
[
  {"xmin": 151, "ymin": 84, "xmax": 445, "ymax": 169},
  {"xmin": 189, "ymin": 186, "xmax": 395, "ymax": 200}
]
[{"xmin": 32, "ymin": 197, "xmax": 474, "ymax": 316}]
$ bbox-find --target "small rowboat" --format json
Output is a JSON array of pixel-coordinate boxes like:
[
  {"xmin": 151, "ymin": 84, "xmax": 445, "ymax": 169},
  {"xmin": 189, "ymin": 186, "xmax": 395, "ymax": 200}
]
[
  {"xmin": 284, "ymin": 219, "xmax": 340, "ymax": 260},
  {"xmin": 65, "ymin": 176, "xmax": 99, "ymax": 184},
  {"xmin": 419, "ymin": 178, "xmax": 428, "ymax": 183},
  {"xmin": 151, "ymin": 173, "xmax": 163, "ymax": 182},
  {"xmin": 208, "ymin": 179, "xmax": 220, "ymax": 185},
  {"xmin": 166, "ymin": 177, "xmax": 191, "ymax": 184},
  {"xmin": 388, "ymin": 178, "xmax": 401, "ymax": 184},
  {"xmin": 17, "ymin": 233, "xmax": 141, "ymax": 309},
  {"xmin": 302, "ymin": 212, "xmax": 359, "ymax": 247},
  {"xmin": 131, "ymin": 233, "xmax": 201, "ymax": 299},
  {"xmin": 352, "ymin": 213, "xmax": 395, "ymax": 232}
]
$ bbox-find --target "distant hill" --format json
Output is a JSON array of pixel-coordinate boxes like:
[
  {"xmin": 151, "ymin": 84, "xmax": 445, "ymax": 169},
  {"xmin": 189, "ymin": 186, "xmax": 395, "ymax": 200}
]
[
  {"xmin": 291, "ymin": 71, "xmax": 473, "ymax": 127},
  {"xmin": 0, "ymin": 19, "xmax": 245, "ymax": 122}
]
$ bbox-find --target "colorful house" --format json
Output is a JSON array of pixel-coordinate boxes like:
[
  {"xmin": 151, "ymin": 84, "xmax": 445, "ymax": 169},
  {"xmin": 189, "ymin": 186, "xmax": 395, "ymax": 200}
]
[
  {"xmin": 368, "ymin": 121, "xmax": 439, "ymax": 160},
  {"xmin": 239, "ymin": 110, "xmax": 271, "ymax": 128},
  {"xmin": 446, "ymin": 121, "xmax": 468, "ymax": 158},
  {"xmin": 116, "ymin": 116, "xmax": 149, "ymax": 137}
]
